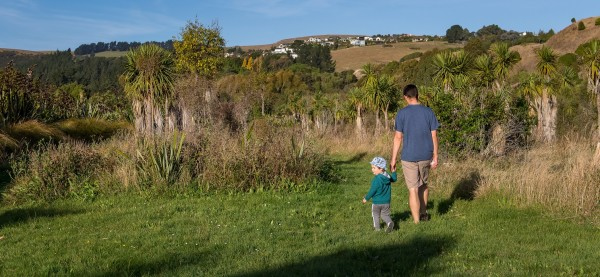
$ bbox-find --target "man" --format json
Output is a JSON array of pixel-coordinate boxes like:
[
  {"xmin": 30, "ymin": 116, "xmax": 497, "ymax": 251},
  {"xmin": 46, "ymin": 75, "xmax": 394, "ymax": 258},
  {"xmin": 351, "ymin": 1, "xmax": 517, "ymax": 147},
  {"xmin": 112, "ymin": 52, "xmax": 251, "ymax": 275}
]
[{"xmin": 390, "ymin": 84, "xmax": 439, "ymax": 224}]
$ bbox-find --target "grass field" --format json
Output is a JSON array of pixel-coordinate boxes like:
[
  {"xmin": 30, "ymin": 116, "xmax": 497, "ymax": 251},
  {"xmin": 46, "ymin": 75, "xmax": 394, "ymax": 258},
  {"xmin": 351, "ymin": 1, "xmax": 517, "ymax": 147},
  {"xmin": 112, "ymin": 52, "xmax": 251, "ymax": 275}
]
[
  {"xmin": 332, "ymin": 41, "xmax": 461, "ymax": 72},
  {"xmin": 0, "ymin": 156, "xmax": 599, "ymax": 276},
  {"xmin": 94, "ymin": 51, "xmax": 128, "ymax": 58}
]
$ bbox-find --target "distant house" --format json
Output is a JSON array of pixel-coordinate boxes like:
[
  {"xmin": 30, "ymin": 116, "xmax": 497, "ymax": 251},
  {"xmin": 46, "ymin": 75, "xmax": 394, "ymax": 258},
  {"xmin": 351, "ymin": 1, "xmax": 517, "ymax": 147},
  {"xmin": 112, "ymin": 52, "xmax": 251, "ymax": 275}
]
[
  {"xmin": 350, "ymin": 39, "xmax": 365, "ymax": 47},
  {"xmin": 307, "ymin": 37, "xmax": 322, "ymax": 43},
  {"xmin": 271, "ymin": 44, "xmax": 298, "ymax": 59}
]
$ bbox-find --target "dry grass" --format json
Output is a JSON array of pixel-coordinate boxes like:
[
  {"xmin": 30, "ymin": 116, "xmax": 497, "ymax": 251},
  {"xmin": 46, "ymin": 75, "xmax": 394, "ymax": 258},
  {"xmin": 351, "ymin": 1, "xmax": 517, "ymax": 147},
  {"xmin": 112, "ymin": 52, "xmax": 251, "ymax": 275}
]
[
  {"xmin": 54, "ymin": 118, "xmax": 132, "ymax": 140},
  {"xmin": 6, "ymin": 120, "xmax": 66, "ymax": 143},
  {"xmin": 0, "ymin": 132, "xmax": 18, "ymax": 151},
  {"xmin": 332, "ymin": 41, "xmax": 460, "ymax": 72},
  {"xmin": 477, "ymin": 137, "xmax": 600, "ymax": 217},
  {"xmin": 512, "ymin": 16, "xmax": 600, "ymax": 74},
  {"xmin": 328, "ymin": 131, "xmax": 600, "ymax": 219}
]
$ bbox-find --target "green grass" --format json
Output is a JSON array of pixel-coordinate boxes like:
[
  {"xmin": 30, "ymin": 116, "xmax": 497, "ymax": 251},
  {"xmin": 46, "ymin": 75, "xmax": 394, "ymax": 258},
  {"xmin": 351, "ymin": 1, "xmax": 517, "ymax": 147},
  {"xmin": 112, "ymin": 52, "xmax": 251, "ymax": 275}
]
[
  {"xmin": 94, "ymin": 51, "xmax": 128, "ymax": 58},
  {"xmin": 0, "ymin": 158, "xmax": 599, "ymax": 276}
]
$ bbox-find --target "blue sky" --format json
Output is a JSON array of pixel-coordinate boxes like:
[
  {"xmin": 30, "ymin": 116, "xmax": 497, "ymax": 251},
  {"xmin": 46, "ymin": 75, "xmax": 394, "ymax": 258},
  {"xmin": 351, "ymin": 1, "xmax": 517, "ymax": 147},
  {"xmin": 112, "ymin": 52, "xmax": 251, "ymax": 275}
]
[{"xmin": 1, "ymin": 0, "xmax": 599, "ymax": 51}]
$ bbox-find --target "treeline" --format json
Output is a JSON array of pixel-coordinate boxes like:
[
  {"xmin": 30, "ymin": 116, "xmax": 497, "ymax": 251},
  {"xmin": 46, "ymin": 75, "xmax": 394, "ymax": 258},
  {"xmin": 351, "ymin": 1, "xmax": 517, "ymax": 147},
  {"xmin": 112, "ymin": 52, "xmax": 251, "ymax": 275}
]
[
  {"xmin": 73, "ymin": 40, "xmax": 174, "ymax": 56},
  {"xmin": 446, "ymin": 24, "xmax": 555, "ymax": 45},
  {"xmin": 225, "ymin": 42, "xmax": 336, "ymax": 74},
  {"xmin": 0, "ymin": 50, "xmax": 125, "ymax": 93}
]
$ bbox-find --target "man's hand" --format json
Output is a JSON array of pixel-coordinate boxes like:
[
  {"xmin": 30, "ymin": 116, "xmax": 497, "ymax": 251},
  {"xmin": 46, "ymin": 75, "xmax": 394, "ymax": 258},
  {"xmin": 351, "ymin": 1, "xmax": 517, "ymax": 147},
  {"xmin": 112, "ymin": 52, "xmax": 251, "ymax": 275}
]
[
  {"xmin": 390, "ymin": 161, "xmax": 397, "ymax": 172},
  {"xmin": 430, "ymin": 157, "xmax": 438, "ymax": 169}
]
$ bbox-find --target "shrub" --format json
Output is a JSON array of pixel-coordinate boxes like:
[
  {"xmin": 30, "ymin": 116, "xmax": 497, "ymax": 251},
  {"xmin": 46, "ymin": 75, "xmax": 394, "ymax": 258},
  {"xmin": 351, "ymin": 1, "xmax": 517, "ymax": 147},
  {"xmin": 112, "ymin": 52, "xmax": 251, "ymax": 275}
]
[
  {"xmin": 5, "ymin": 120, "xmax": 66, "ymax": 144},
  {"xmin": 135, "ymin": 132, "xmax": 186, "ymax": 189},
  {"xmin": 195, "ymin": 120, "xmax": 335, "ymax": 192},
  {"xmin": 578, "ymin": 21, "xmax": 586, "ymax": 30},
  {"xmin": 54, "ymin": 118, "xmax": 131, "ymax": 141},
  {"xmin": 399, "ymin": 52, "xmax": 423, "ymax": 63},
  {"xmin": 5, "ymin": 142, "xmax": 111, "ymax": 202},
  {"xmin": 596, "ymin": 18, "xmax": 600, "ymax": 26}
]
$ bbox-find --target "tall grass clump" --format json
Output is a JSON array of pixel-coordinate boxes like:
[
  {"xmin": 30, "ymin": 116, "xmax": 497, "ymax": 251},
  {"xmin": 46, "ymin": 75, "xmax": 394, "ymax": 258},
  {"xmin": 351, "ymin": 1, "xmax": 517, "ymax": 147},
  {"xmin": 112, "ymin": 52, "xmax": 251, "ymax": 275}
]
[
  {"xmin": 195, "ymin": 120, "xmax": 335, "ymax": 192},
  {"xmin": 5, "ymin": 141, "xmax": 113, "ymax": 203},
  {"xmin": 134, "ymin": 132, "xmax": 186, "ymax": 190},
  {"xmin": 475, "ymin": 137, "xmax": 600, "ymax": 216},
  {"xmin": 54, "ymin": 118, "xmax": 131, "ymax": 141}
]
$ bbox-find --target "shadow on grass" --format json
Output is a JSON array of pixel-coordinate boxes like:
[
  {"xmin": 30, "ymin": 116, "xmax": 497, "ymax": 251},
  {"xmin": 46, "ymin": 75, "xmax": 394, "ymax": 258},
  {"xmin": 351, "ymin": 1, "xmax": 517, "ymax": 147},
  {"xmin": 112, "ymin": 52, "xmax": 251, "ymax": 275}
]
[
  {"xmin": 237, "ymin": 235, "xmax": 455, "ymax": 276},
  {"xmin": 393, "ymin": 200, "xmax": 434, "ymax": 223},
  {"xmin": 82, "ymin": 250, "xmax": 215, "ymax": 277},
  {"xmin": 438, "ymin": 171, "xmax": 481, "ymax": 215},
  {"xmin": 0, "ymin": 207, "xmax": 84, "ymax": 229},
  {"xmin": 334, "ymin": 152, "xmax": 367, "ymax": 165}
]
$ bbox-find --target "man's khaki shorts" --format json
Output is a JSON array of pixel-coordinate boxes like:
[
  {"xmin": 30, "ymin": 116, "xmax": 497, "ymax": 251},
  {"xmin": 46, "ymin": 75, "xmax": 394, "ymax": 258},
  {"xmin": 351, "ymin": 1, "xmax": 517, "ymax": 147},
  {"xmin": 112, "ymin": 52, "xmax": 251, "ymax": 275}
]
[{"xmin": 401, "ymin": 160, "xmax": 432, "ymax": 189}]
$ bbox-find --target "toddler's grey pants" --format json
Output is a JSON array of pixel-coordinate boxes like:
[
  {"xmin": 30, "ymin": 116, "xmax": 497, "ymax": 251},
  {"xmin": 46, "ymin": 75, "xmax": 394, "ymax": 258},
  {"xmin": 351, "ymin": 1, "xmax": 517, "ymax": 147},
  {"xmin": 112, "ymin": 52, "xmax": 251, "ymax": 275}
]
[{"xmin": 372, "ymin": 204, "xmax": 392, "ymax": 229}]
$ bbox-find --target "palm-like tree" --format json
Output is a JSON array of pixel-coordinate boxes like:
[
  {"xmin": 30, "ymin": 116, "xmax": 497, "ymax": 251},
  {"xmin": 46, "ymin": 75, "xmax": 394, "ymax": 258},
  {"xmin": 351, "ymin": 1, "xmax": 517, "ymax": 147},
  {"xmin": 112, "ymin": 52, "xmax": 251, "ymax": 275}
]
[
  {"xmin": 490, "ymin": 42, "xmax": 521, "ymax": 89},
  {"xmin": 534, "ymin": 46, "xmax": 559, "ymax": 142},
  {"xmin": 433, "ymin": 51, "xmax": 455, "ymax": 92},
  {"xmin": 373, "ymin": 75, "xmax": 398, "ymax": 131},
  {"xmin": 433, "ymin": 50, "xmax": 472, "ymax": 97},
  {"xmin": 123, "ymin": 44, "xmax": 175, "ymax": 135},
  {"xmin": 577, "ymin": 39, "xmax": 600, "ymax": 160},
  {"xmin": 472, "ymin": 54, "xmax": 496, "ymax": 89},
  {"xmin": 348, "ymin": 87, "xmax": 366, "ymax": 135}
]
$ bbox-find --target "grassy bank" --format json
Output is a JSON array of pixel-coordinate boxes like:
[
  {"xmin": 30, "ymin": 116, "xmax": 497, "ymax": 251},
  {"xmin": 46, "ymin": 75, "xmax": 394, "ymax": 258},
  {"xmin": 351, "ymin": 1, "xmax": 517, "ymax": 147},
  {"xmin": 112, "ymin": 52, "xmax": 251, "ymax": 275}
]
[{"xmin": 0, "ymin": 158, "xmax": 598, "ymax": 276}]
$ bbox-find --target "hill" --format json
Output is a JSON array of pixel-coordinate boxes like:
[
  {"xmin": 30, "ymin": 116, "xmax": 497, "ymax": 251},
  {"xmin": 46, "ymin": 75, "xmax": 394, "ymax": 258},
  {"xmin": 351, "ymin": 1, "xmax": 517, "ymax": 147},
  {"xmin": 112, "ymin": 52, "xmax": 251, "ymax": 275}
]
[
  {"xmin": 512, "ymin": 16, "xmax": 600, "ymax": 73},
  {"xmin": 238, "ymin": 34, "xmax": 364, "ymax": 51},
  {"xmin": 332, "ymin": 41, "xmax": 460, "ymax": 72},
  {"xmin": 0, "ymin": 48, "xmax": 51, "ymax": 55}
]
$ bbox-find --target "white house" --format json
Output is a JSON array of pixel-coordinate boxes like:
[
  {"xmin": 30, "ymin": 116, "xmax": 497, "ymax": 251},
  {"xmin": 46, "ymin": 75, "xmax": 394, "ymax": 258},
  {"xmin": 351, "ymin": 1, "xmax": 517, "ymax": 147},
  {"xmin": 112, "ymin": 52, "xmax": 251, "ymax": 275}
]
[{"xmin": 350, "ymin": 39, "xmax": 365, "ymax": 47}]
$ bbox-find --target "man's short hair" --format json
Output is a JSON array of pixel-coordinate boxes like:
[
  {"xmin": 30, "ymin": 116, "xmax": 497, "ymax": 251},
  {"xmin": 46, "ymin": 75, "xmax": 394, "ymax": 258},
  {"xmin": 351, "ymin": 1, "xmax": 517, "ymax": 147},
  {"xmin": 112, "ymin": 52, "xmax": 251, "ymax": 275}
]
[{"xmin": 403, "ymin": 84, "xmax": 418, "ymax": 99}]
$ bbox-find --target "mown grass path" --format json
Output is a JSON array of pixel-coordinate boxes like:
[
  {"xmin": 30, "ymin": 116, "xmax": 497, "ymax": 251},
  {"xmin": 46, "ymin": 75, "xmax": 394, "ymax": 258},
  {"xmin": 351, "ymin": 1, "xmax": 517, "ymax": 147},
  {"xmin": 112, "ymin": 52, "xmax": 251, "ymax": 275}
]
[{"xmin": 1, "ymin": 158, "xmax": 599, "ymax": 276}]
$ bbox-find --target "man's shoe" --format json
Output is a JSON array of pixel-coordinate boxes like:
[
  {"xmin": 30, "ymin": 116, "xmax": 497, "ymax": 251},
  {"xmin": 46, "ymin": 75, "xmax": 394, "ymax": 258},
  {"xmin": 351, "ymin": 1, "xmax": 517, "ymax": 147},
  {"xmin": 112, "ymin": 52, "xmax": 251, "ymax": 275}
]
[
  {"xmin": 419, "ymin": 213, "xmax": 430, "ymax": 221},
  {"xmin": 385, "ymin": 222, "xmax": 394, "ymax": 233}
]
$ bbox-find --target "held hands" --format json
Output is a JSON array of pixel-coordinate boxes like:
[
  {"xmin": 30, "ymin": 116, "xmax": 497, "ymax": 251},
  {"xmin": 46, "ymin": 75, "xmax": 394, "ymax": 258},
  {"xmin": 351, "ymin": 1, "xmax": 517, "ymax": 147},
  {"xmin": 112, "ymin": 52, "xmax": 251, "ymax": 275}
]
[{"xmin": 362, "ymin": 198, "xmax": 367, "ymax": 204}]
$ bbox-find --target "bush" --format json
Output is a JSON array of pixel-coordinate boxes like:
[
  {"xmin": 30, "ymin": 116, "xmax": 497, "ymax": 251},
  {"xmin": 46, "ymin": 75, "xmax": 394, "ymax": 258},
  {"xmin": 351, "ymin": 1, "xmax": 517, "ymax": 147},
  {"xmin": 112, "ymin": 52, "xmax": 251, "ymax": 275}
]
[
  {"xmin": 578, "ymin": 21, "xmax": 586, "ymax": 30},
  {"xmin": 596, "ymin": 18, "xmax": 600, "ymax": 26},
  {"xmin": 54, "ymin": 118, "xmax": 131, "ymax": 141},
  {"xmin": 5, "ymin": 142, "xmax": 111, "ymax": 202},
  {"xmin": 399, "ymin": 52, "xmax": 423, "ymax": 63},
  {"xmin": 195, "ymin": 120, "xmax": 335, "ymax": 192},
  {"xmin": 135, "ymin": 132, "xmax": 186, "ymax": 189}
]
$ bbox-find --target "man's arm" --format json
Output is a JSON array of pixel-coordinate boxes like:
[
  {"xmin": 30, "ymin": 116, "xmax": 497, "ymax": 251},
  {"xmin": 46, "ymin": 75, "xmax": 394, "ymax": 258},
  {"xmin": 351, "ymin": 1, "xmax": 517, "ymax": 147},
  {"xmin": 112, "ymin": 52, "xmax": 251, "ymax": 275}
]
[
  {"xmin": 391, "ymin": 131, "xmax": 403, "ymax": 171},
  {"xmin": 431, "ymin": 130, "xmax": 438, "ymax": 169}
]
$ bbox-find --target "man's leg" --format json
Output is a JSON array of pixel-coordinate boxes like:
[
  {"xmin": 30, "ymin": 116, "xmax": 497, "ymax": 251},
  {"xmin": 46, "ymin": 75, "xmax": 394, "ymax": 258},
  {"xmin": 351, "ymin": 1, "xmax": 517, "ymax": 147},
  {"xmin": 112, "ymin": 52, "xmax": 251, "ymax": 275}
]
[
  {"xmin": 418, "ymin": 184, "xmax": 428, "ymax": 215},
  {"xmin": 402, "ymin": 161, "xmax": 421, "ymax": 224},
  {"xmin": 408, "ymin": 187, "xmax": 420, "ymax": 223},
  {"xmin": 418, "ymin": 160, "xmax": 431, "ymax": 219}
]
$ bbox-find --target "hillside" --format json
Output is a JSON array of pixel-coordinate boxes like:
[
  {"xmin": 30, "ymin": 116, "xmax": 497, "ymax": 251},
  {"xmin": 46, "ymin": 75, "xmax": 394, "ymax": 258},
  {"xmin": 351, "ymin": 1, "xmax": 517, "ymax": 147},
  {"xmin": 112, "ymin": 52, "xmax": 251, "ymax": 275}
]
[
  {"xmin": 238, "ymin": 34, "xmax": 364, "ymax": 51},
  {"xmin": 332, "ymin": 41, "xmax": 460, "ymax": 72},
  {"xmin": 512, "ymin": 16, "xmax": 600, "ymax": 73},
  {"xmin": 0, "ymin": 48, "xmax": 50, "ymax": 55}
]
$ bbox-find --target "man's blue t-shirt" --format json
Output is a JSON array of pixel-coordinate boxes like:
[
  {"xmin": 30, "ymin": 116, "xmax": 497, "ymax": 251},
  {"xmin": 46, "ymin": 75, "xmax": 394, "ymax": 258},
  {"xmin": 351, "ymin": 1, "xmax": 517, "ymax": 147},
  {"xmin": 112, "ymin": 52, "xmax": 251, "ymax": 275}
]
[{"xmin": 394, "ymin": 104, "xmax": 439, "ymax": 162}]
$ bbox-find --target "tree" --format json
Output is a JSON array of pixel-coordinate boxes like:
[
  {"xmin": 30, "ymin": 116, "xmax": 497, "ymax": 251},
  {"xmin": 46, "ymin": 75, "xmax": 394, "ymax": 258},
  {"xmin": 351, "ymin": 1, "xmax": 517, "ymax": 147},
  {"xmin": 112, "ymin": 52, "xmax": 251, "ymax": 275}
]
[
  {"xmin": 571, "ymin": 18, "xmax": 576, "ymax": 24},
  {"xmin": 123, "ymin": 44, "xmax": 175, "ymax": 135},
  {"xmin": 490, "ymin": 42, "xmax": 521, "ymax": 89},
  {"xmin": 173, "ymin": 19, "xmax": 225, "ymax": 78},
  {"xmin": 576, "ymin": 40, "xmax": 600, "ymax": 161},
  {"xmin": 578, "ymin": 21, "xmax": 586, "ymax": 31},
  {"xmin": 432, "ymin": 50, "xmax": 472, "ymax": 98},
  {"xmin": 446, "ymin": 25, "xmax": 466, "ymax": 43},
  {"xmin": 532, "ymin": 46, "xmax": 575, "ymax": 143},
  {"xmin": 348, "ymin": 87, "xmax": 366, "ymax": 135}
]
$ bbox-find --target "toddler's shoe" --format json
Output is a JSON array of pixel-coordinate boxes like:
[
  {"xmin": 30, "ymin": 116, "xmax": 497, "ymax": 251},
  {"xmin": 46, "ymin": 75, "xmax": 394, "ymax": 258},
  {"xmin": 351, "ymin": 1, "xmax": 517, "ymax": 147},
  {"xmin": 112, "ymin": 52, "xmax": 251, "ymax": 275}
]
[{"xmin": 385, "ymin": 222, "xmax": 394, "ymax": 233}]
